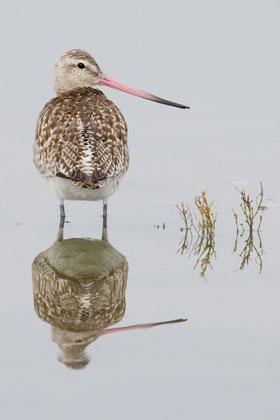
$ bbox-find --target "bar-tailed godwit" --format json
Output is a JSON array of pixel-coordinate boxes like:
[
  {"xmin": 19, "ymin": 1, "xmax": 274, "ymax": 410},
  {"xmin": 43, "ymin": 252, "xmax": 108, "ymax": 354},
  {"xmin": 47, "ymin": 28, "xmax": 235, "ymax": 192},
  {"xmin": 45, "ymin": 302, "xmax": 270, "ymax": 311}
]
[{"xmin": 34, "ymin": 49, "xmax": 188, "ymax": 225}]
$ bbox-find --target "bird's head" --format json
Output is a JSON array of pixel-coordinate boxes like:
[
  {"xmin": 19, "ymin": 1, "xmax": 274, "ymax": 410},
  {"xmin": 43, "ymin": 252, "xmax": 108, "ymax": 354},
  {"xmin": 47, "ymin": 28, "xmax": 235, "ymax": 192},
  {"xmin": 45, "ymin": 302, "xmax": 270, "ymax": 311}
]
[
  {"xmin": 54, "ymin": 49, "xmax": 101, "ymax": 94},
  {"xmin": 54, "ymin": 49, "xmax": 189, "ymax": 109}
]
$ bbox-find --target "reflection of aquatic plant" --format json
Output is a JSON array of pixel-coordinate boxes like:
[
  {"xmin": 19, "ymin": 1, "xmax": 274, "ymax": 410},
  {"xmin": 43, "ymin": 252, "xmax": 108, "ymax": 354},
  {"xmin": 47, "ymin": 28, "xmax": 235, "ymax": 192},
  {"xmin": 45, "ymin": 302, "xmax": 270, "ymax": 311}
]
[
  {"xmin": 177, "ymin": 203, "xmax": 196, "ymax": 255},
  {"xmin": 233, "ymin": 182, "xmax": 265, "ymax": 273},
  {"xmin": 177, "ymin": 190, "xmax": 217, "ymax": 278}
]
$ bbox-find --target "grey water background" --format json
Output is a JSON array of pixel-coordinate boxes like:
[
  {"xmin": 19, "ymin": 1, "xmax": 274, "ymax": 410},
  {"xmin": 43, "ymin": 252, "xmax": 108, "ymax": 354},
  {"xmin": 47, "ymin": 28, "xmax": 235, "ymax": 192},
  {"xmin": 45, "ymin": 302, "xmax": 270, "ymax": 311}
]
[{"xmin": 1, "ymin": 1, "xmax": 280, "ymax": 419}]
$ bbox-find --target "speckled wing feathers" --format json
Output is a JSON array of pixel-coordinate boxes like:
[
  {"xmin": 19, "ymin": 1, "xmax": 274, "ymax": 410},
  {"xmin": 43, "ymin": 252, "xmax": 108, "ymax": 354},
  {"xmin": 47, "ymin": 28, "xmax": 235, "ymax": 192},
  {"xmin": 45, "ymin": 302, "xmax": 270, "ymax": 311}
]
[{"xmin": 34, "ymin": 88, "xmax": 129, "ymax": 189}]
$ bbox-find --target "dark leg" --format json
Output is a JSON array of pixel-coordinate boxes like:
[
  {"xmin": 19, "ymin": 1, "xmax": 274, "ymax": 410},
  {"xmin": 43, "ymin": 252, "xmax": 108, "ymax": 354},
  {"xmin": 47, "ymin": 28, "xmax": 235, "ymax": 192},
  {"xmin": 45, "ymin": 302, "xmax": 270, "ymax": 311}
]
[{"xmin": 102, "ymin": 200, "xmax": 108, "ymax": 242}]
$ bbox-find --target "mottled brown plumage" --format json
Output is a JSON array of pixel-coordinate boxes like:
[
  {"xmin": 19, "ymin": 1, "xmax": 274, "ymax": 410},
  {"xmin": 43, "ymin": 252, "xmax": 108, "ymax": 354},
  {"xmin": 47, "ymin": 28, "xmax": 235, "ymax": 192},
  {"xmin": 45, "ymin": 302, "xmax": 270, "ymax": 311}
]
[{"xmin": 34, "ymin": 87, "xmax": 128, "ymax": 192}]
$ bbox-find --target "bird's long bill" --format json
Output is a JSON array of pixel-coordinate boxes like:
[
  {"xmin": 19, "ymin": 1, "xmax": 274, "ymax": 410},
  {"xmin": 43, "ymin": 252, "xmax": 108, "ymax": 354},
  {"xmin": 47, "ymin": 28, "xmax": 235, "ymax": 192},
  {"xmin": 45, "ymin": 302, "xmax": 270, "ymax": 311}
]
[{"xmin": 98, "ymin": 73, "xmax": 189, "ymax": 109}]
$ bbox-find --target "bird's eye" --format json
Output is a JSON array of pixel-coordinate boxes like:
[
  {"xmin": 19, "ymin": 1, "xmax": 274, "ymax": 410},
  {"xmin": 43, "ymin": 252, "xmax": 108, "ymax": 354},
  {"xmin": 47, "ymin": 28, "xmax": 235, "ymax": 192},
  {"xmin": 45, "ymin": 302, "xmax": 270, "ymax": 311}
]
[{"xmin": 77, "ymin": 63, "xmax": 85, "ymax": 69}]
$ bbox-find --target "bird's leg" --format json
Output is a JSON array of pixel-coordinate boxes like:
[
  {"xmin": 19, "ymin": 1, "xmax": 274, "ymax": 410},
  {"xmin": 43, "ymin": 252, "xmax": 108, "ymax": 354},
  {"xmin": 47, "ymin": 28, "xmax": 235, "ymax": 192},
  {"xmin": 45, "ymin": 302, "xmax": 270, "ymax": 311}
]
[
  {"xmin": 59, "ymin": 201, "xmax": 65, "ymax": 229},
  {"xmin": 102, "ymin": 200, "xmax": 108, "ymax": 242}
]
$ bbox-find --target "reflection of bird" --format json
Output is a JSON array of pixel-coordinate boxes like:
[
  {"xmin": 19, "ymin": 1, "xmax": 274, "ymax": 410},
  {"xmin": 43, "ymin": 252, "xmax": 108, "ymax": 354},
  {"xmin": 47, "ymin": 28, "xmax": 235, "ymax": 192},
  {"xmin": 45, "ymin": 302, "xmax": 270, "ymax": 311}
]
[
  {"xmin": 32, "ymin": 226, "xmax": 128, "ymax": 369},
  {"xmin": 33, "ymin": 49, "xmax": 188, "ymax": 226},
  {"xmin": 32, "ymin": 225, "xmax": 186, "ymax": 369}
]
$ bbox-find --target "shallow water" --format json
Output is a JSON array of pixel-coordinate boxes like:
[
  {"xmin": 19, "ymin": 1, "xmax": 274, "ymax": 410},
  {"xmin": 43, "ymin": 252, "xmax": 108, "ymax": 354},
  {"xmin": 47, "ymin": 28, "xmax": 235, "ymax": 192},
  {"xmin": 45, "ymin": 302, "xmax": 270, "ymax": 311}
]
[
  {"xmin": 1, "ymin": 128, "xmax": 280, "ymax": 419},
  {"xmin": 1, "ymin": 1, "xmax": 280, "ymax": 419}
]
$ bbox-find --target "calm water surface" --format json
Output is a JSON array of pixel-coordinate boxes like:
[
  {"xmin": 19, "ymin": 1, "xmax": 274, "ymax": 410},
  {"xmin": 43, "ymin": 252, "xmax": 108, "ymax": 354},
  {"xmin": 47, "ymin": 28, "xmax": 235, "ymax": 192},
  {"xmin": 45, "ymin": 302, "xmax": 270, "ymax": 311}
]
[{"xmin": 1, "ymin": 123, "xmax": 280, "ymax": 419}]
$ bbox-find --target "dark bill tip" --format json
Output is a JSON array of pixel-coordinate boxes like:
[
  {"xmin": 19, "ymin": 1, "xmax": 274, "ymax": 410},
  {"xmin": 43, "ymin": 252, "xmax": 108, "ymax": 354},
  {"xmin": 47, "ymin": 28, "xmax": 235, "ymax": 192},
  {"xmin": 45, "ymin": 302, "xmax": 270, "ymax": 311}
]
[{"xmin": 98, "ymin": 73, "xmax": 190, "ymax": 110}]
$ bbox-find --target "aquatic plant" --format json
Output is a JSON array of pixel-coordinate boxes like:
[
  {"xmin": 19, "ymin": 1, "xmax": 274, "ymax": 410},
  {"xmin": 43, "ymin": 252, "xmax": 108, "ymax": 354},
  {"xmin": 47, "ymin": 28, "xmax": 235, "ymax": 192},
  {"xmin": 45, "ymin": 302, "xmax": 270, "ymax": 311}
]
[
  {"xmin": 154, "ymin": 223, "xmax": 166, "ymax": 230},
  {"xmin": 233, "ymin": 182, "xmax": 265, "ymax": 273},
  {"xmin": 177, "ymin": 190, "xmax": 217, "ymax": 278}
]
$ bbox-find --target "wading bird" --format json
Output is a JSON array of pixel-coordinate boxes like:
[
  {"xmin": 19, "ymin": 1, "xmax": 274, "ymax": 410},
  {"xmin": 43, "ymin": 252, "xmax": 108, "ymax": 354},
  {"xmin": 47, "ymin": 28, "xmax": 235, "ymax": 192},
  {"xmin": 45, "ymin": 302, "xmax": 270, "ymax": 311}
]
[{"xmin": 34, "ymin": 49, "xmax": 188, "ymax": 227}]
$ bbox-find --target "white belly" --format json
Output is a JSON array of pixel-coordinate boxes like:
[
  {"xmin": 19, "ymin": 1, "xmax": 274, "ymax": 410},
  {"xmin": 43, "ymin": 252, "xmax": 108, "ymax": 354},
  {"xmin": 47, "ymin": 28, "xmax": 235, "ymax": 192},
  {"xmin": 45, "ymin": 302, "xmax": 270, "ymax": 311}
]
[{"xmin": 45, "ymin": 176, "xmax": 122, "ymax": 202}]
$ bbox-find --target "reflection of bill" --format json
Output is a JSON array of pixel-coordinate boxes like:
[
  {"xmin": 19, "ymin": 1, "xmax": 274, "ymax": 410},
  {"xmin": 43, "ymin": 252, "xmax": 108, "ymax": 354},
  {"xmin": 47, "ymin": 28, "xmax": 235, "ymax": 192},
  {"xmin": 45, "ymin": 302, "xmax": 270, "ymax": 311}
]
[{"xmin": 32, "ymin": 226, "xmax": 186, "ymax": 369}]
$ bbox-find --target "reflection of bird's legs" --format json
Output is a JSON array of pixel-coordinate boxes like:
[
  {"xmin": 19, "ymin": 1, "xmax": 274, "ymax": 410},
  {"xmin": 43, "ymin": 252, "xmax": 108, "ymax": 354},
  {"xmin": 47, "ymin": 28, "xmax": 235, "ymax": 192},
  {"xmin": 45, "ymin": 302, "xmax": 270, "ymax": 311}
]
[
  {"xmin": 102, "ymin": 199, "xmax": 108, "ymax": 242},
  {"xmin": 56, "ymin": 225, "xmax": 64, "ymax": 242},
  {"xmin": 103, "ymin": 200, "xmax": 107, "ymax": 228},
  {"xmin": 56, "ymin": 209, "xmax": 65, "ymax": 242},
  {"xmin": 59, "ymin": 201, "xmax": 65, "ymax": 229}
]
